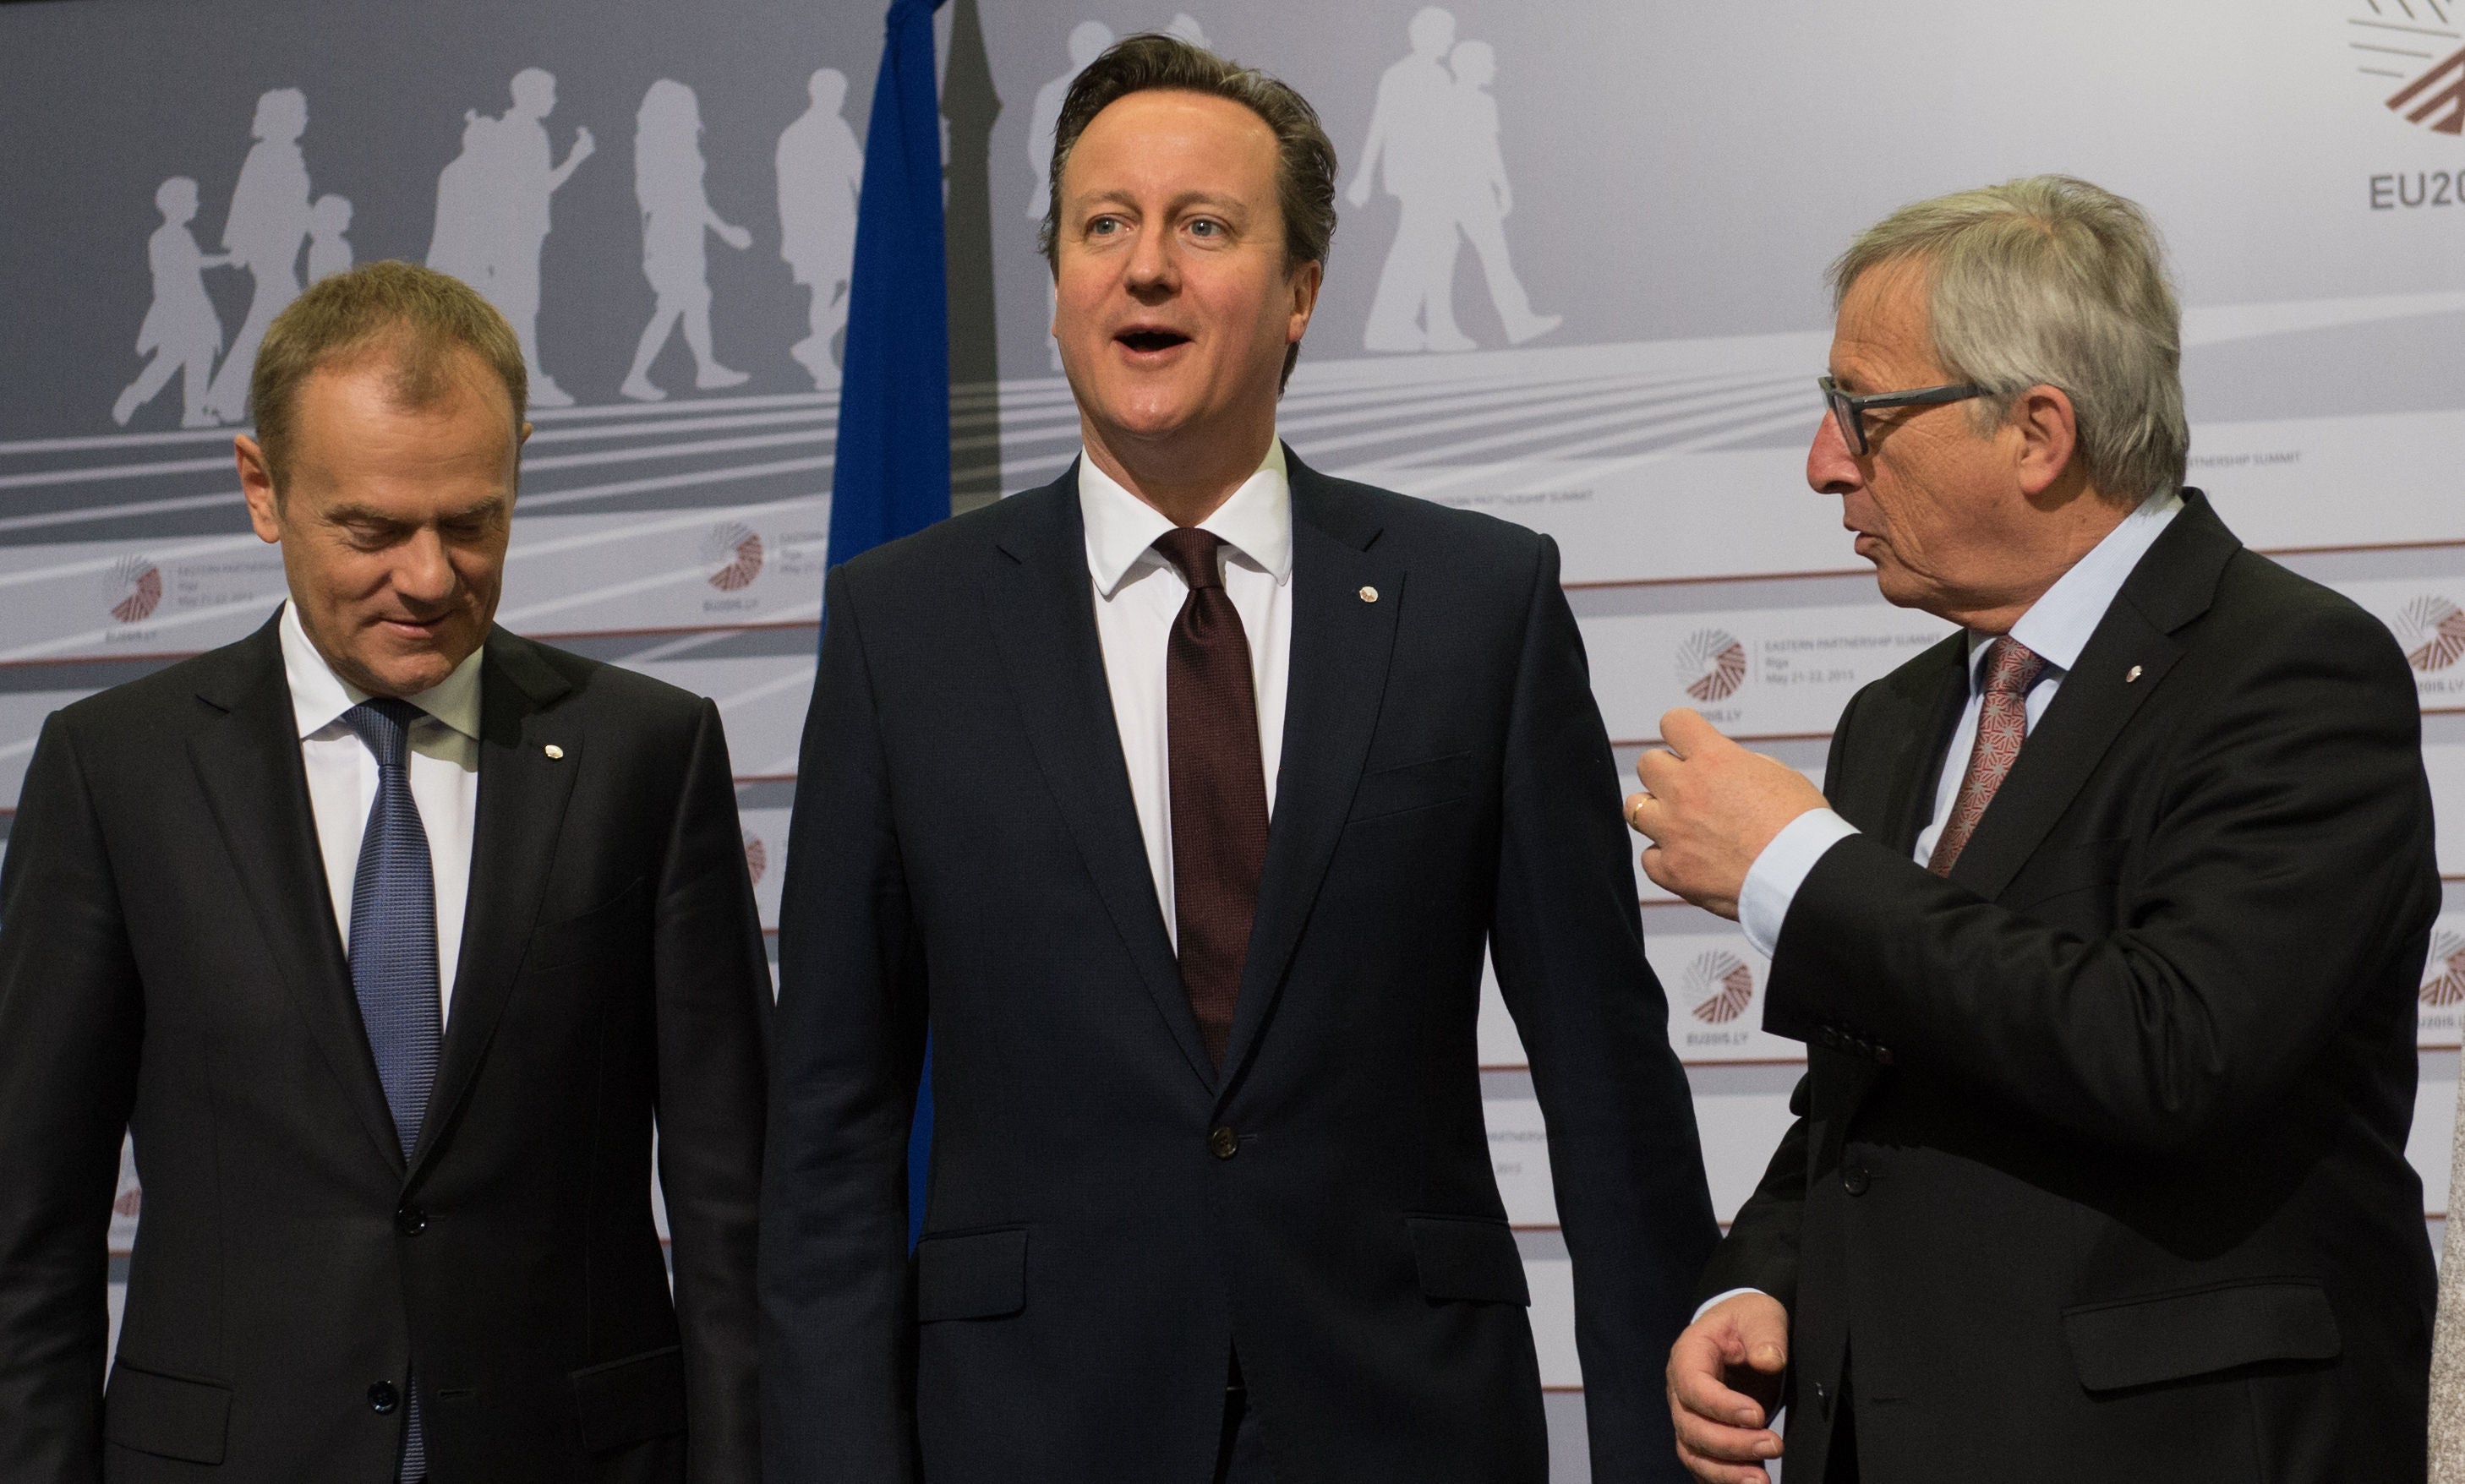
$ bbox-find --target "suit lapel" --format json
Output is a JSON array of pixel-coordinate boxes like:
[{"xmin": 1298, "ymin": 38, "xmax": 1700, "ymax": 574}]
[
  {"xmin": 189, "ymin": 614, "xmax": 404, "ymax": 1173},
  {"xmin": 985, "ymin": 471, "xmax": 1215, "ymax": 1090},
  {"xmin": 1218, "ymin": 455, "xmax": 1402, "ymax": 1088},
  {"xmin": 1839, "ymin": 633, "xmax": 1969, "ymax": 854},
  {"xmin": 410, "ymin": 631, "xmax": 579, "ymax": 1176},
  {"xmin": 1946, "ymin": 493, "xmax": 2238, "ymax": 902}
]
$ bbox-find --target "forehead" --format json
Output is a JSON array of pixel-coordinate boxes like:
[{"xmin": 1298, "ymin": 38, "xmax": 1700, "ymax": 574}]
[
  {"xmin": 1830, "ymin": 259, "xmax": 1943, "ymax": 381},
  {"xmin": 285, "ymin": 350, "xmax": 517, "ymax": 487},
  {"xmin": 1064, "ymin": 89, "xmax": 1279, "ymax": 197}
]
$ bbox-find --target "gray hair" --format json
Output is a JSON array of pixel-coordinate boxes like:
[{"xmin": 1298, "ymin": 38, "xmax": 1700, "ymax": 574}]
[{"xmin": 1828, "ymin": 175, "xmax": 2186, "ymax": 503}]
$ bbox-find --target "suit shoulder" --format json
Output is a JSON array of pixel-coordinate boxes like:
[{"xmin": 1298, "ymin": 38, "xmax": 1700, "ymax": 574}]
[
  {"xmin": 49, "ymin": 636, "xmax": 266, "ymax": 740},
  {"xmin": 1317, "ymin": 473, "xmax": 1550, "ymax": 566},
  {"xmin": 837, "ymin": 483, "xmax": 1035, "ymax": 592},
  {"xmin": 2197, "ymin": 548, "xmax": 2415, "ymax": 688},
  {"xmin": 506, "ymin": 636, "xmax": 711, "ymax": 724}
]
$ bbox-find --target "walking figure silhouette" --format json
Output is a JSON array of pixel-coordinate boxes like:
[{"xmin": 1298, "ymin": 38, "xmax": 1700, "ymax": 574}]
[
  {"xmin": 113, "ymin": 177, "xmax": 232, "ymax": 428},
  {"xmin": 776, "ymin": 68, "xmax": 864, "ymax": 390},
  {"xmin": 620, "ymin": 79, "xmax": 752, "ymax": 402}
]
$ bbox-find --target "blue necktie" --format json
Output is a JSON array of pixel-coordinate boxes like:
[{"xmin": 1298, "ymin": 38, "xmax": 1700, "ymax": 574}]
[{"xmin": 341, "ymin": 697, "xmax": 439, "ymax": 1483}]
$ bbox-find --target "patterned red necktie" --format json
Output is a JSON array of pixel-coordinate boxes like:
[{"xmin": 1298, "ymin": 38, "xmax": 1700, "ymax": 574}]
[
  {"xmin": 1927, "ymin": 636, "xmax": 2047, "ymax": 876},
  {"xmin": 1153, "ymin": 528, "xmax": 1271, "ymax": 1067}
]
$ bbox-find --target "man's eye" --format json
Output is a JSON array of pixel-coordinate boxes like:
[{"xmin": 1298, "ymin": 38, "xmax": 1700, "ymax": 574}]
[
  {"xmin": 1088, "ymin": 216, "xmax": 1121, "ymax": 237},
  {"xmin": 1189, "ymin": 219, "xmax": 1221, "ymax": 238}
]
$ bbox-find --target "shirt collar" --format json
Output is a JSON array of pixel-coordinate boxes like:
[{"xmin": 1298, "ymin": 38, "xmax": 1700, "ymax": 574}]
[
  {"xmin": 280, "ymin": 598, "xmax": 486, "ymax": 741},
  {"xmin": 1078, "ymin": 438, "xmax": 1293, "ymax": 598},
  {"xmin": 1968, "ymin": 487, "xmax": 2184, "ymax": 685}
]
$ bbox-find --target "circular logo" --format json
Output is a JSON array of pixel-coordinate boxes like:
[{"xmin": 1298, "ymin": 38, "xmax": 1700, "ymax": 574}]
[
  {"xmin": 1687, "ymin": 950, "xmax": 1757, "ymax": 1024},
  {"xmin": 743, "ymin": 832, "xmax": 768, "ymax": 886},
  {"xmin": 2400, "ymin": 597, "xmax": 2465, "ymax": 674},
  {"xmin": 107, "ymin": 555, "xmax": 162, "ymax": 625},
  {"xmin": 113, "ymin": 1183, "xmax": 143, "ymax": 1219},
  {"xmin": 1678, "ymin": 628, "xmax": 1746, "ymax": 703},
  {"xmin": 2424, "ymin": 930, "xmax": 2465, "ymax": 1008},
  {"xmin": 702, "ymin": 523, "xmax": 765, "ymax": 592}
]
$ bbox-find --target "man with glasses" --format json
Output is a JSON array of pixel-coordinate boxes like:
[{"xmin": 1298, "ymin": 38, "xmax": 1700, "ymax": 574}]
[{"xmin": 1631, "ymin": 177, "xmax": 2438, "ymax": 1482}]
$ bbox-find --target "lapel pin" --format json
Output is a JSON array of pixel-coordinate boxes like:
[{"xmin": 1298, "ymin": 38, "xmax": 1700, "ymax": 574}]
[
  {"xmin": 1358, "ymin": 586, "xmax": 1379, "ymax": 603},
  {"xmin": 544, "ymin": 744, "xmax": 565, "ymax": 760},
  {"xmin": 2123, "ymin": 665, "xmax": 2143, "ymax": 685}
]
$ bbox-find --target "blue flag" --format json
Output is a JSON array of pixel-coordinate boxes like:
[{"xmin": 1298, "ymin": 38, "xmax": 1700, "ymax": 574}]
[{"xmin": 828, "ymin": 0, "xmax": 950, "ymax": 1250}]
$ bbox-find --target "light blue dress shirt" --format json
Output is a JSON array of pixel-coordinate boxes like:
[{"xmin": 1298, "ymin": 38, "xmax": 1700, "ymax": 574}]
[{"xmin": 1736, "ymin": 488, "xmax": 2185, "ymax": 956}]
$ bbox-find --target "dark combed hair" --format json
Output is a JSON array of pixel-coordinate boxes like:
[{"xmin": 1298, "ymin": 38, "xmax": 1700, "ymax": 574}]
[{"xmin": 1038, "ymin": 31, "xmax": 1338, "ymax": 386}]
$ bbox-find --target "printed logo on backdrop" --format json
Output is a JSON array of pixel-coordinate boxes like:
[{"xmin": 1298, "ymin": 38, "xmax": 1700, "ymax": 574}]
[
  {"xmin": 1687, "ymin": 950, "xmax": 1756, "ymax": 1024},
  {"xmin": 2421, "ymin": 927, "xmax": 2465, "ymax": 1047},
  {"xmin": 703, "ymin": 521, "xmax": 765, "ymax": 596},
  {"xmin": 2353, "ymin": 4, "xmax": 2465, "ymax": 210},
  {"xmin": 107, "ymin": 556, "xmax": 163, "ymax": 625},
  {"xmin": 742, "ymin": 832, "xmax": 768, "ymax": 886},
  {"xmin": 1678, "ymin": 628, "xmax": 1747, "ymax": 705},
  {"xmin": 2401, "ymin": 596, "xmax": 2465, "ymax": 679}
]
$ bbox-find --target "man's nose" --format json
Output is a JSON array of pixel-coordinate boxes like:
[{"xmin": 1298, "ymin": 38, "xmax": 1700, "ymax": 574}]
[
  {"xmin": 392, "ymin": 530, "xmax": 459, "ymax": 605},
  {"xmin": 1123, "ymin": 226, "xmax": 1178, "ymax": 297},
  {"xmin": 1806, "ymin": 407, "xmax": 1861, "ymax": 496}
]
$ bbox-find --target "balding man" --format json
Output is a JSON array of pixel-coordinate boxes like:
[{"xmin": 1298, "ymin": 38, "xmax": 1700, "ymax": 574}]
[
  {"xmin": 1635, "ymin": 177, "xmax": 2439, "ymax": 1483},
  {"xmin": 0, "ymin": 263, "xmax": 769, "ymax": 1481}
]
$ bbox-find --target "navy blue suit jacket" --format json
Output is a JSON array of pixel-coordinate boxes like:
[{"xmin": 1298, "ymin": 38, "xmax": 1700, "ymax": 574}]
[{"xmin": 762, "ymin": 451, "xmax": 1716, "ymax": 1483}]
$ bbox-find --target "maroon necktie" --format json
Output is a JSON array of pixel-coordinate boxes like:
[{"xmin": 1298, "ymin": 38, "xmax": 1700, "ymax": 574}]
[
  {"xmin": 1927, "ymin": 636, "xmax": 2047, "ymax": 876},
  {"xmin": 1154, "ymin": 528, "xmax": 1270, "ymax": 1067}
]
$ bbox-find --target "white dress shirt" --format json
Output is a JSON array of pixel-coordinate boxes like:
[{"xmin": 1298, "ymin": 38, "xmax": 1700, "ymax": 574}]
[
  {"xmin": 1079, "ymin": 440, "xmax": 1295, "ymax": 949},
  {"xmin": 281, "ymin": 599, "xmax": 485, "ymax": 1022},
  {"xmin": 1696, "ymin": 489, "xmax": 2184, "ymax": 1323}
]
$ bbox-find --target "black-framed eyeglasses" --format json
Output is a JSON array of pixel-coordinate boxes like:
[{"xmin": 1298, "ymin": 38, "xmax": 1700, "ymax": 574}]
[{"xmin": 1817, "ymin": 375, "xmax": 1985, "ymax": 456}]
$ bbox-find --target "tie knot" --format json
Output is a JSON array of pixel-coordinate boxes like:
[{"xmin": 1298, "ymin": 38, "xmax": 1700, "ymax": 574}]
[
  {"xmin": 1153, "ymin": 527, "xmax": 1226, "ymax": 592},
  {"xmin": 342, "ymin": 697, "xmax": 424, "ymax": 771},
  {"xmin": 1981, "ymin": 636, "xmax": 2047, "ymax": 697}
]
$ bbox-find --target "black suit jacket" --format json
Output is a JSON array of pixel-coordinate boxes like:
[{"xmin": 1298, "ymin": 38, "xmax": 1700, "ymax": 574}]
[
  {"xmin": 1701, "ymin": 492, "xmax": 2441, "ymax": 1482},
  {"xmin": 0, "ymin": 615, "xmax": 772, "ymax": 1482},
  {"xmin": 762, "ymin": 453, "xmax": 1718, "ymax": 1484}
]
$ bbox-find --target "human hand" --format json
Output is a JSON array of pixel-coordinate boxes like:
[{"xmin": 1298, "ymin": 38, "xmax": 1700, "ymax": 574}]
[
  {"xmin": 1626, "ymin": 708, "xmax": 1827, "ymax": 919},
  {"xmin": 1667, "ymin": 1291, "xmax": 1789, "ymax": 1483},
  {"xmin": 718, "ymin": 221, "xmax": 753, "ymax": 251},
  {"xmin": 570, "ymin": 126, "xmax": 596, "ymax": 161},
  {"xmin": 1344, "ymin": 173, "xmax": 1373, "ymax": 209}
]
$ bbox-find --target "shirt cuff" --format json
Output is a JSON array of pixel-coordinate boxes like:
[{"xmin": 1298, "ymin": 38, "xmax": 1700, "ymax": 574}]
[
  {"xmin": 1694, "ymin": 1286, "xmax": 1774, "ymax": 1323},
  {"xmin": 1737, "ymin": 809, "xmax": 1860, "ymax": 958}
]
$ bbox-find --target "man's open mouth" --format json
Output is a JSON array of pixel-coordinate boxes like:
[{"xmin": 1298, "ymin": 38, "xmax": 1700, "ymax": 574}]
[{"xmin": 1117, "ymin": 329, "xmax": 1191, "ymax": 353}]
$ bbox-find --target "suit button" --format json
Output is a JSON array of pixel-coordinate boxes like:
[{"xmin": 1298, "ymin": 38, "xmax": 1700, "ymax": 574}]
[
  {"xmin": 368, "ymin": 1381, "xmax": 400, "ymax": 1414},
  {"xmin": 1842, "ymin": 1164, "xmax": 1871, "ymax": 1196},
  {"xmin": 1814, "ymin": 1378, "xmax": 1831, "ymax": 1417},
  {"xmin": 1818, "ymin": 1028, "xmax": 1841, "ymax": 1050},
  {"xmin": 1874, "ymin": 1045, "xmax": 1894, "ymax": 1067},
  {"xmin": 395, "ymin": 1204, "xmax": 427, "ymax": 1236},
  {"xmin": 1209, "ymin": 1126, "xmax": 1239, "ymax": 1159}
]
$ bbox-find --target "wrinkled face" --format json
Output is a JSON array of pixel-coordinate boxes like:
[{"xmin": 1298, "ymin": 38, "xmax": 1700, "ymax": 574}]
[
  {"xmin": 241, "ymin": 349, "xmax": 523, "ymax": 698},
  {"xmin": 1807, "ymin": 262, "xmax": 2025, "ymax": 617},
  {"xmin": 1052, "ymin": 89, "xmax": 1318, "ymax": 453}
]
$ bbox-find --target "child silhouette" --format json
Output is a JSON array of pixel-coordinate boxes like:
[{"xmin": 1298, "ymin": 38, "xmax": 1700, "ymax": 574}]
[
  {"xmin": 307, "ymin": 194, "xmax": 354, "ymax": 282},
  {"xmin": 114, "ymin": 177, "xmax": 232, "ymax": 428}
]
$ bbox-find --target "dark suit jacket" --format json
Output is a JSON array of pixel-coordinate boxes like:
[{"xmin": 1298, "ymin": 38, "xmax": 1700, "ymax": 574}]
[
  {"xmin": 762, "ymin": 452, "xmax": 1718, "ymax": 1484},
  {"xmin": 0, "ymin": 615, "xmax": 772, "ymax": 1483},
  {"xmin": 1701, "ymin": 491, "xmax": 2441, "ymax": 1482}
]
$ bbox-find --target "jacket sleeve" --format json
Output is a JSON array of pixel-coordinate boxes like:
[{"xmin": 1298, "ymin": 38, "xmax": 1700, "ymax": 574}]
[
  {"xmin": 760, "ymin": 565, "xmax": 929, "ymax": 1483},
  {"xmin": 1486, "ymin": 534, "xmax": 1720, "ymax": 1484},
  {"xmin": 652, "ymin": 696, "xmax": 773, "ymax": 1483},
  {"xmin": 1765, "ymin": 598, "xmax": 2441, "ymax": 1155},
  {"xmin": 0, "ymin": 713, "xmax": 144, "ymax": 1483}
]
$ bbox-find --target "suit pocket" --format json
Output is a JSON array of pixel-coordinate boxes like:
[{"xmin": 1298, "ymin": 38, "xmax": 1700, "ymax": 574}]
[
  {"xmin": 2061, "ymin": 1279, "xmax": 2341, "ymax": 1392},
  {"xmin": 571, "ymin": 1344, "xmax": 686, "ymax": 1451},
  {"xmin": 915, "ymin": 1225, "xmax": 1028, "ymax": 1322},
  {"xmin": 2002, "ymin": 838, "xmax": 2127, "ymax": 914},
  {"xmin": 524, "ymin": 876, "xmax": 648, "ymax": 974},
  {"xmin": 104, "ymin": 1360, "xmax": 231, "ymax": 1464},
  {"xmin": 1347, "ymin": 751, "xmax": 1474, "ymax": 823},
  {"xmin": 1407, "ymin": 1215, "xmax": 1530, "ymax": 1306}
]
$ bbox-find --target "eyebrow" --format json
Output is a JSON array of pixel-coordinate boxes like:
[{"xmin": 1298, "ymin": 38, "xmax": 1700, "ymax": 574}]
[
  {"xmin": 325, "ymin": 498, "xmax": 506, "ymax": 526},
  {"xmin": 1073, "ymin": 188, "xmax": 1253, "ymax": 220}
]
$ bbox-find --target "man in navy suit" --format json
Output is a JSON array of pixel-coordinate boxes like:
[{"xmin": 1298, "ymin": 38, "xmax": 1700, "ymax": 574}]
[{"xmin": 761, "ymin": 34, "xmax": 1717, "ymax": 1483}]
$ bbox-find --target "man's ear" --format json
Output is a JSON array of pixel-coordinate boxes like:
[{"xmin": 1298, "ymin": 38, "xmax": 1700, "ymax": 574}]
[
  {"xmin": 1286, "ymin": 258, "xmax": 1324, "ymax": 345},
  {"xmin": 2009, "ymin": 385, "xmax": 2080, "ymax": 499},
  {"xmin": 237, "ymin": 434, "xmax": 283, "ymax": 544}
]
